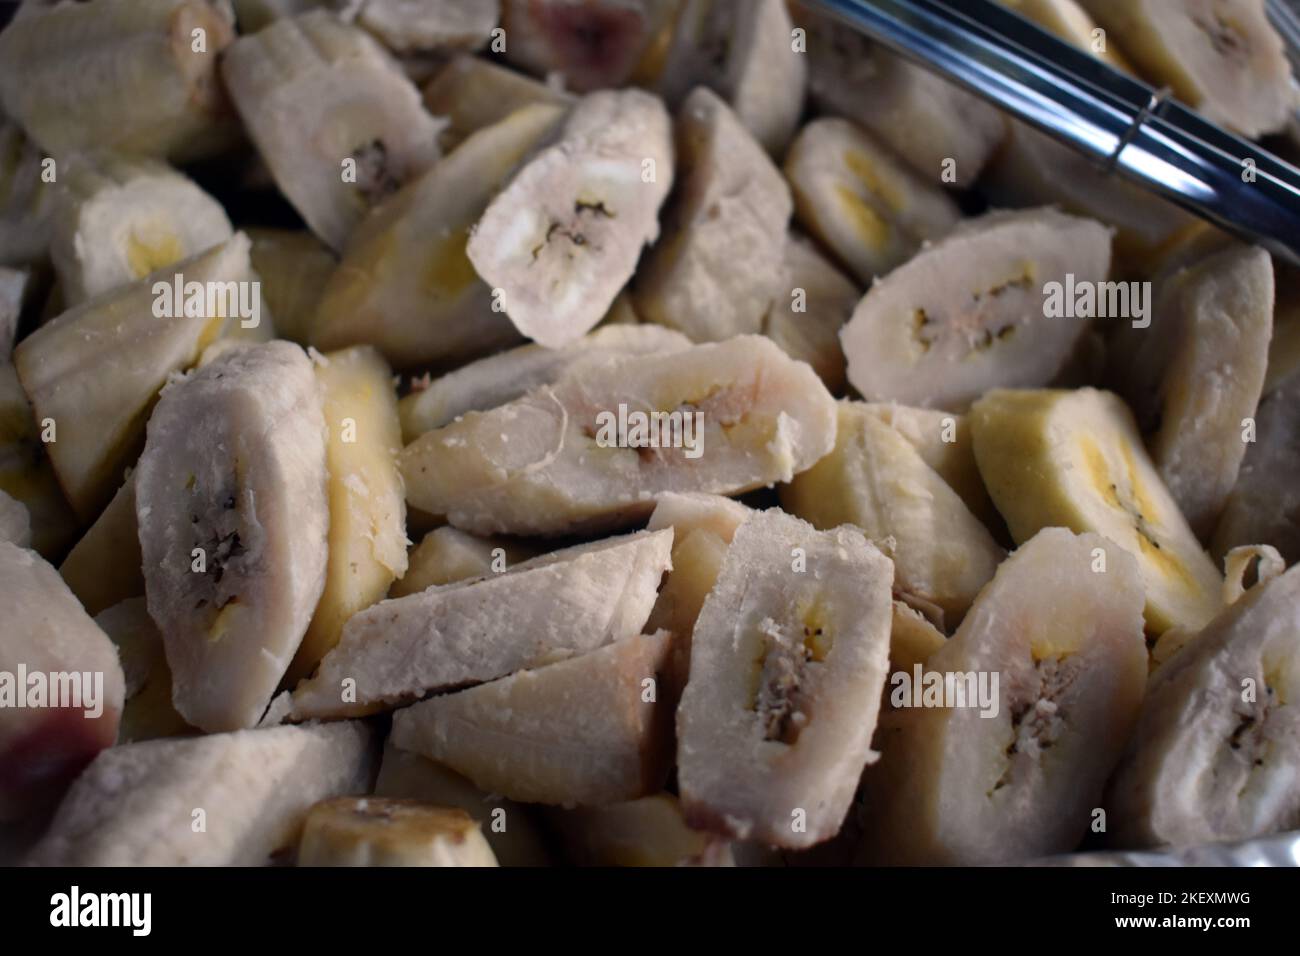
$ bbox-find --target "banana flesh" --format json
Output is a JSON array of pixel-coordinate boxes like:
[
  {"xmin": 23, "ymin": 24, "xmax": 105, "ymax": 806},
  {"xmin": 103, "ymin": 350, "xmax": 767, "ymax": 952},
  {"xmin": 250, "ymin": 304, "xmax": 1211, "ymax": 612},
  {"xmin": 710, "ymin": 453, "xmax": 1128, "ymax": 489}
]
[
  {"xmin": 93, "ymin": 597, "xmax": 192, "ymax": 743},
  {"xmin": 356, "ymin": 0, "xmax": 500, "ymax": 53},
  {"xmin": 421, "ymin": 54, "xmax": 574, "ymax": 152},
  {"xmin": 297, "ymin": 797, "xmax": 498, "ymax": 867},
  {"xmin": 762, "ymin": 234, "xmax": 857, "ymax": 395},
  {"xmin": 0, "ymin": 123, "xmax": 56, "ymax": 268},
  {"xmin": 0, "ymin": 266, "xmax": 30, "ymax": 359},
  {"xmin": 389, "ymin": 526, "xmax": 540, "ymax": 598},
  {"xmin": 59, "ymin": 474, "xmax": 143, "ymax": 617},
  {"xmin": 995, "ymin": 0, "xmax": 1134, "ymax": 73},
  {"xmin": 244, "ymin": 228, "xmax": 337, "ymax": 347},
  {"xmin": 548, "ymin": 793, "xmax": 734, "ymax": 866},
  {"xmin": 0, "ymin": 488, "xmax": 29, "ymax": 547}
]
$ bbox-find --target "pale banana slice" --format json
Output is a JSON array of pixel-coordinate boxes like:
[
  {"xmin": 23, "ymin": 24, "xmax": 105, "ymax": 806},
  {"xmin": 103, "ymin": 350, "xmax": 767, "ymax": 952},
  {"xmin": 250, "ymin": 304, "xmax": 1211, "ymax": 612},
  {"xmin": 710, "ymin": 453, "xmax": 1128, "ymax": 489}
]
[
  {"xmin": 858, "ymin": 528, "xmax": 1148, "ymax": 865},
  {"xmin": 0, "ymin": 266, "xmax": 30, "ymax": 359},
  {"xmin": 0, "ymin": 541, "xmax": 126, "ymax": 822},
  {"xmin": 888, "ymin": 600, "xmax": 947, "ymax": 676},
  {"xmin": 13, "ymin": 234, "xmax": 249, "ymax": 521},
  {"xmin": 94, "ymin": 597, "xmax": 191, "ymax": 744},
  {"xmin": 676, "ymin": 509, "xmax": 893, "ymax": 848},
  {"xmin": 390, "ymin": 526, "xmax": 541, "ymax": 598},
  {"xmin": 59, "ymin": 474, "xmax": 142, "ymax": 617},
  {"xmin": 26, "ymin": 721, "xmax": 376, "ymax": 866},
  {"xmin": 49, "ymin": 152, "xmax": 233, "ymax": 306},
  {"xmin": 0, "ymin": 123, "xmax": 56, "ymax": 267},
  {"xmin": 762, "ymin": 234, "xmax": 858, "ymax": 395},
  {"xmin": 356, "ymin": 0, "xmax": 499, "ymax": 52},
  {"xmin": 0, "ymin": 488, "xmax": 29, "ymax": 547},
  {"xmin": 633, "ymin": 86, "xmax": 791, "ymax": 343},
  {"xmin": 231, "ymin": 0, "xmax": 337, "ymax": 32},
  {"xmin": 1221, "ymin": 544, "xmax": 1286, "ymax": 608},
  {"xmin": 397, "ymin": 322, "xmax": 691, "ymax": 442},
  {"xmin": 841, "ymin": 208, "xmax": 1112, "ymax": 411},
  {"xmin": 297, "ymin": 797, "xmax": 497, "ymax": 867},
  {"xmin": 970, "ymin": 388, "xmax": 1223, "ymax": 634},
  {"xmin": 1263, "ymin": 269, "xmax": 1300, "ymax": 395},
  {"xmin": 422, "ymin": 54, "xmax": 574, "ymax": 152},
  {"xmin": 0, "ymin": 0, "xmax": 240, "ymax": 162},
  {"xmin": 391, "ymin": 629, "xmax": 675, "ymax": 806},
  {"xmin": 1078, "ymin": 0, "xmax": 1293, "ymax": 139},
  {"xmin": 467, "ymin": 89, "xmax": 674, "ymax": 348},
  {"xmin": 309, "ymin": 102, "xmax": 563, "ymax": 368},
  {"xmin": 291, "ymin": 529, "xmax": 672, "ymax": 718},
  {"xmin": 995, "ymin": 0, "xmax": 1134, "ymax": 72},
  {"xmin": 1107, "ymin": 563, "xmax": 1300, "ymax": 847},
  {"xmin": 243, "ymin": 228, "xmax": 336, "ymax": 346},
  {"xmin": 784, "ymin": 117, "xmax": 961, "ymax": 286},
  {"xmin": 548, "ymin": 793, "xmax": 734, "ymax": 866},
  {"xmin": 781, "ymin": 402, "xmax": 1003, "ymax": 625},
  {"xmin": 222, "ymin": 10, "xmax": 444, "ymax": 251},
  {"xmin": 135, "ymin": 341, "xmax": 329, "ymax": 733},
  {"xmin": 399, "ymin": 335, "xmax": 837, "ymax": 536},
  {"xmin": 374, "ymin": 740, "xmax": 550, "ymax": 866}
]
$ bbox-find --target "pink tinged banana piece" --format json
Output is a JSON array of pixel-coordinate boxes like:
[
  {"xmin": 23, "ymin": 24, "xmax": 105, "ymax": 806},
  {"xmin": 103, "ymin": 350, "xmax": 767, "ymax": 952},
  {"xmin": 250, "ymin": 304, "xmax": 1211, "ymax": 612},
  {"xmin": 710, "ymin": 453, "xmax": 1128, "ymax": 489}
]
[
  {"xmin": 783, "ymin": 117, "xmax": 961, "ymax": 286},
  {"xmin": 633, "ymin": 86, "xmax": 791, "ymax": 343},
  {"xmin": 763, "ymin": 234, "xmax": 858, "ymax": 395},
  {"xmin": 296, "ymin": 797, "xmax": 498, "ymax": 867},
  {"xmin": 59, "ymin": 474, "xmax": 143, "ymax": 617},
  {"xmin": 547, "ymin": 792, "xmax": 734, "ymax": 866},
  {"xmin": 135, "ymin": 342, "xmax": 329, "ymax": 733},
  {"xmin": 0, "ymin": 541, "xmax": 127, "ymax": 822},
  {"xmin": 221, "ymin": 10, "xmax": 444, "ymax": 252},
  {"xmin": 356, "ymin": 0, "xmax": 500, "ymax": 53},
  {"xmin": 422, "ymin": 54, "xmax": 575, "ymax": 152},
  {"xmin": 841, "ymin": 207, "xmax": 1113, "ymax": 411},
  {"xmin": 94, "ymin": 597, "xmax": 192, "ymax": 743},
  {"xmin": 676, "ymin": 509, "xmax": 894, "ymax": 848},
  {"xmin": 389, "ymin": 526, "xmax": 541, "ymax": 598},
  {"xmin": 1107, "ymin": 563, "xmax": 1300, "ymax": 848},
  {"xmin": 291, "ymin": 528, "xmax": 673, "ymax": 718},
  {"xmin": 466, "ymin": 89, "xmax": 674, "ymax": 349},
  {"xmin": 858, "ymin": 528, "xmax": 1148, "ymax": 865},
  {"xmin": 390, "ymin": 630, "xmax": 676, "ymax": 805},
  {"xmin": 398, "ymin": 335, "xmax": 838, "ymax": 536},
  {"xmin": 26, "ymin": 721, "xmax": 377, "ymax": 866}
]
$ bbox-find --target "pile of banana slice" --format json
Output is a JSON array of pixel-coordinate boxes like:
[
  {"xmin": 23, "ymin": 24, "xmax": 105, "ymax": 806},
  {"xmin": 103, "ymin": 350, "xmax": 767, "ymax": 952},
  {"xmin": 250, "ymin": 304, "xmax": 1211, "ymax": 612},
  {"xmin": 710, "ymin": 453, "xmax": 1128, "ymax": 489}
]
[{"xmin": 1, "ymin": 0, "xmax": 1299, "ymax": 868}]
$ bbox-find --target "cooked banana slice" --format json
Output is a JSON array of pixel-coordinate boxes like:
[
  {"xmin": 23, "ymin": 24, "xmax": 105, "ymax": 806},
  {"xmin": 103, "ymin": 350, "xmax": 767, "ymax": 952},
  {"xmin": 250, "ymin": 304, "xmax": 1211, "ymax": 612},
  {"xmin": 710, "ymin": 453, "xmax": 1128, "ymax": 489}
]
[
  {"xmin": 858, "ymin": 528, "xmax": 1147, "ymax": 865},
  {"xmin": 399, "ymin": 335, "xmax": 837, "ymax": 536},
  {"xmin": 762, "ymin": 234, "xmax": 858, "ymax": 395},
  {"xmin": 243, "ymin": 228, "xmax": 336, "ymax": 346},
  {"xmin": 309, "ymin": 102, "xmax": 563, "ymax": 368},
  {"xmin": 0, "ymin": 0, "xmax": 240, "ymax": 162},
  {"xmin": 355, "ymin": 0, "xmax": 499, "ymax": 52},
  {"xmin": 548, "ymin": 793, "xmax": 733, "ymax": 866},
  {"xmin": 422, "ymin": 54, "xmax": 574, "ymax": 152},
  {"xmin": 391, "ymin": 629, "xmax": 674, "ymax": 805},
  {"xmin": 230, "ymin": 0, "xmax": 335, "ymax": 33},
  {"xmin": 1263, "ymin": 269, "xmax": 1300, "ymax": 394},
  {"xmin": 970, "ymin": 388, "xmax": 1223, "ymax": 634},
  {"xmin": 0, "ymin": 124, "xmax": 56, "ymax": 268},
  {"xmin": 26, "ymin": 721, "xmax": 376, "ymax": 865},
  {"xmin": 1107, "ymin": 563, "xmax": 1300, "ymax": 847},
  {"xmin": 297, "ymin": 797, "xmax": 497, "ymax": 867},
  {"xmin": 781, "ymin": 402, "xmax": 1003, "ymax": 625},
  {"xmin": 0, "ymin": 541, "xmax": 126, "ymax": 822},
  {"xmin": 135, "ymin": 341, "xmax": 329, "ymax": 732},
  {"xmin": 13, "ymin": 234, "xmax": 250, "ymax": 521},
  {"xmin": 0, "ymin": 488, "xmax": 29, "ymax": 547},
  {"xmin": 390, "ymin": 526, "xmax": 541, "ymax": 598},
  {"xmin": 888, "ymin": 600, "xmax": 947, "ymax": 675},
  {"xmin": 996, "ymin": 0, "xmax": 1134, "ymax": 72},
  {"xmin": 633, "ymin": 87, "xmax": 790, "ymax": 343},
  {"xmin": 841, "ymin": 208, "xmax": 1111, "ymax": 411},
  {"xmin": 676, "ymin": 509, "xmax": 893, "ymax": 848},
  {"xmin": 467, "ymin": 89, "xmax": 674, "ymax": 348},
  {"xmin": 59, "ymin": 475, "xmax": 142, "ymax": 617},
  {"xmin": 222, "ymin": 10, "xmax": 444, "ymax": 251},
  {"xmin": 397, "ymin": 323, "xmax": 691, "ymax": 442},
  {"xmin": 1078, "ymin": 0, "xmax": 1292, "ymax": 138},
  {"xmin": 50, "ymin": 152, "xmax": 233, "ymax": 306},
  {"xmin": 94, "ymin": 598, "xmax": 191, "ymax": 743},
  {"xmin": 784, "ymin": 118, "xmax": 961, "ymax": 286},
  {"xmin": 291, "ymin": 529, "xmax": 672, "ymax": 718},
  {"xmin": 374, "ymin": 740, "xmax": 550, "ymax": 866}
]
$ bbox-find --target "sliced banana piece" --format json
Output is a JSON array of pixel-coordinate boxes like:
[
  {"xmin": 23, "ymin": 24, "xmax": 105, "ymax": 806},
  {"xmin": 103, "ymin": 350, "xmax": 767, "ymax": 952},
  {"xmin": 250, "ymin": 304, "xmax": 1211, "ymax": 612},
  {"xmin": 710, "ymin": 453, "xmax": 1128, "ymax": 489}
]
[
  {"xmin": 970, "ymin": 387, "xmax": 1223, "ymax": 634},
  {"xmin": 996, "ymin": 0, "xmax": 1134, "ymax": 72},
  {"xmin": 399, "ymin": 335, "xmax": 837, "ymax": 536},
  {"xmin": 222, "ymin": 10, "xmax": 444, "ymax": 251},
  {"xmin": 243, "ymin": 228, "xmax": 336, "ymax": 346},
  {"xmin": 390, "ymin": 526, "xmax": 541, "ymax": 598},
  {"xmin": 13, "ymin": 234, "xmax": 250, "ymax": 521},
  {"xmin": 390, "ymin": 630, "xmax": 675, "ymax": 805},
  {"xmin": 356, "ymin": 0, "xmax": 499, "ymax": 52},
  {"xmin": 633, "ymin": 86, "xmax": 790, "ymax": 343},
  {"xmin": 26, "ymin": 721, "xmax": 376, "ymax": 865},
  {"xmin": 59, "ymin": 475, "xmax": 142, "ymax": 617},
  {"xmin": 0, "ymin": 488, "xmax": 29, "ymax": 547},
  {"xmin": 762, "ymin": 234, "xmax": 858, "ymax": 395},
  {"xmin": 1078, "ymin": 0, "xmax": 1292, "ymax": 138},
  {"xmin": 784, "ymin": 117, "xmax": 961, "ymax": 286},
  {"xmin": 291, "ymin": 529, "xmax": 672, "ymax": 718},
  {"xmin": 135, "ymin": 341, "xmax": 329, "ymax": 732},
  {"xmin": 677, "ymin": 509, "xmax": 893, "ymax": 848},
  {"xmin": 422, "ymin": 53, "xmax": 574, "ymax": 152},
  {"xmin": 298, "ymin": 797, "xmax": 497, "ymax": 867},
  {"xmin": 309, "ymin": 102, "xmax": 563, "ymax": 368},
  {"xmin": 0, "ymin": 541, "xmax": 126, "ymax": 822},
  {"xmin": 841, "ymin": 208, "xmax": 1112, "ymax": 411},
  {"xmin": 94, "ymin": 597, "xmax": 191, "ymax": 744},
  {"xmin": 0, "ymin": 266, "xmax": 30, "ymax": 359},
  {"xmin": 0, "ymin": 123, "xmax": 56, "ymax": 267},
  {"xmin": 1106, "ymin": 563, "xmax": 1300, "ymax": 847},
  {"xmin": 548, "ymin": 793, "xmax": 734, "ymax": 866},
  {"xmin": 781, "ymin": 402, "xmax": 1003, "ymax": 626},
  {"xmin": 888, "ymin": 600, "xmax": 947, "ymax": 675},
  {"xmin": 858, "ymin": 528, "xmax": 1147, "ymax": 865},
  {"xmin": 0, "ymin": 0, "xmax": 240, "ymax": 162}
]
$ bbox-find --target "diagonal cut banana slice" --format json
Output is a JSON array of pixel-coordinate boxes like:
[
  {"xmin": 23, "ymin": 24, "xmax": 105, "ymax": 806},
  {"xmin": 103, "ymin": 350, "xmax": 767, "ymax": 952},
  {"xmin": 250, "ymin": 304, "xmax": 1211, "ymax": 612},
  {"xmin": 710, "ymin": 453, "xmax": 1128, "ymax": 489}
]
[
  {"xmin": 841, "ymin": 208, "xmax": 1112, "ymax": 411},
  {"xmin": 389, "ymin": 526, "xmax": 541, "ymax": 598},
  {"xmin": 390, "ymin": 629, "xmax": 676, "ymax": 806},
  {"xmin": 245, "ymin": 228, "xmax": 336, "ymax": 347},
  {"xmin": 0, "ymin": 0, "xmax": 241, "ymax": 162},
  {"xmin": 970, "ymin": 387, "xmax": 1223, "ymax": 634},
  {"xmin": 399, "ymin": 335, "xmax": 838, "ymax": 536},
  {"xmin": 784, "ymin": 118, "xmax": 961, "ymax": 287},
  {"xmin": 297, "ymin": 797, "xmax": 498, "ymax": 867},
  {"xmin": 291, "ymin": 528, "xmax": 672, "ymax": 718},
  {"xmin": 633, "ymin": 86, "xmax": 791, "ymax": 343},
  {"xmin": 676, "ymin": 509, "xmax": 894, "ymax": 848},
  {"xmin": 421, "ymin": 54, "xmax": 574, "ymax": 153},
  {"xmin": 995, "ymin": 0, "xmax": 1134, "ymax": 73},
  {"xmin": 547, "ymin": 793, "xmax": 734, "ymax": 866},
  {"xmin": 26, "ymin": 721, "xmax": 377, "ymax": 865},
  {"xmin": 221, "ymin": 10, "xmax": 444, "ymax": 252},
  {"xmin": 59, "ymin": 474, "xmax": 143, "ymax": 617},
  {"xmin": 0, "ymin": 123, "xmax": 57, "ymax": 268},
  {"xmin": 135, "ymin": 341, "xmax": 330, "ymax": 732},
  {"xmin": 309, "ymin": 102, "xmax": 564, "ymax": 368},
  {"xmin": 355, "ymin": 0, "xmax": 500, "ymax": 53},
  {"xmin": 93, "ymin": 597, "xmax": 192, "ymax": 744},
  {"xmin": 858, "ymin": 528, "xmax": 1147, "ymax": 865},
  {"xmin": 762, "ymin": 234, "xmax": 858, "ymax": 395},
  {"xmin": 0, "ymin": 541, "xmax": 126, "ymax": 822},
  {"xmin": 1106, "ymin": 562, "xmax": 1300, "ymax": 848}
]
